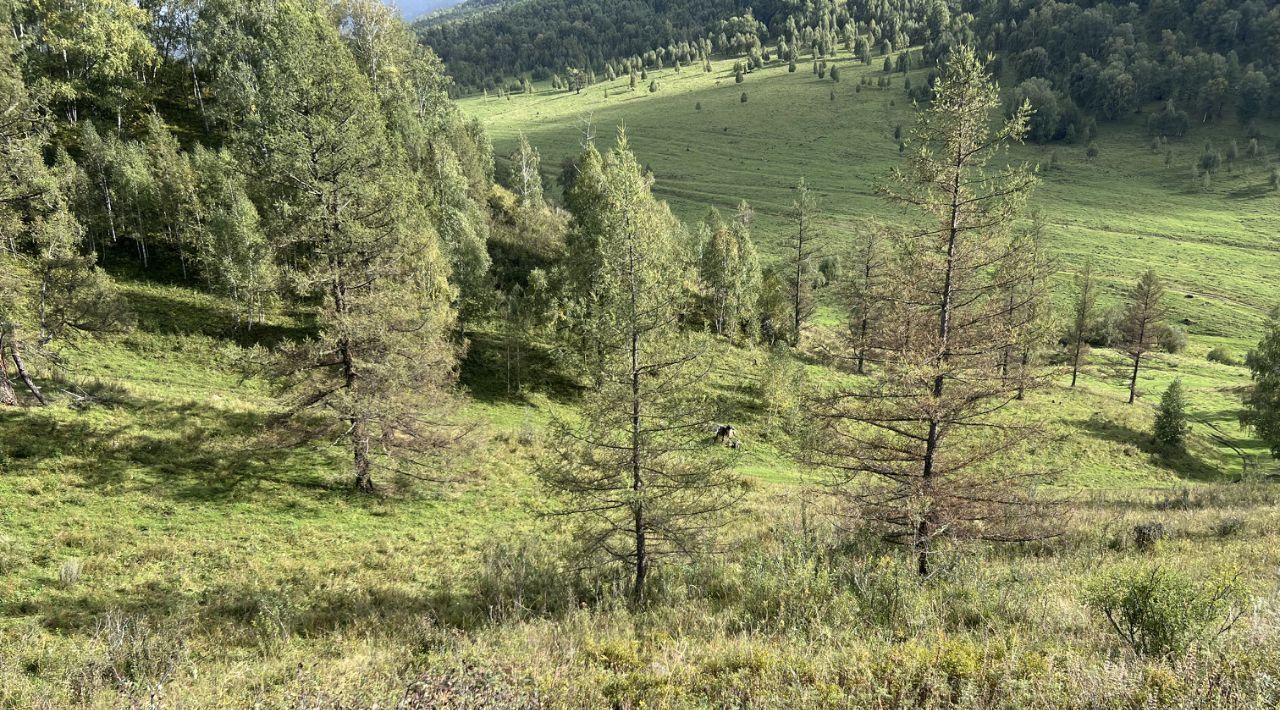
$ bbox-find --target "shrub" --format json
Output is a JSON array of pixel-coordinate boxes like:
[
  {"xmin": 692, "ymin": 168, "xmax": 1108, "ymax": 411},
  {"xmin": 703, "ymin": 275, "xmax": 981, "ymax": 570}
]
[
  {"xmin": 1159, "ymin": 325, "xmax": 1188, "ymax": 354},
  {"xmin": 1207, "ymin": 347, "xmax": 1240, "ymax": 366},
  {"xmin": 78, "ymin": 611, "xmax": 189, "ymax": 696},
  {"xmin": 1085, "ymin": 564, "xmax": 1248, "ymax": 657},
  {"xmin": 1214, "ymin": 516, "xmax": 1246, "ymax": 538},
  {"xmin": 1133, "ymin": 522, "xmax": 1165, "ymax": 551},
  {"xmin": 60, "ymin": 558, "xmax": 83, "ymax": 588}
]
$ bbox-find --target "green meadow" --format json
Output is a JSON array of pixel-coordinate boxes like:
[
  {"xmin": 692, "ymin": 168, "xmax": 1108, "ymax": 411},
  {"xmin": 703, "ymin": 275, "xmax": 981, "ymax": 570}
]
[
  {"xmin": 463, "ymin": 50, "xmax": 1280, "ymax": 344},
  {"xmin": 4, "ymin": 47, "xmax": 1280, "ymax": 708}
]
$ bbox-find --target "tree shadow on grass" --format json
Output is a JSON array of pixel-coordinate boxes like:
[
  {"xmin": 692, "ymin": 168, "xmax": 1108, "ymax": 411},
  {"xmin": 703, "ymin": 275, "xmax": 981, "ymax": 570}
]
[
  {"xmin": 459, "ymin": 329, "xmax": 581, "ymax": 405},
  {"xmin": 123, "ymin": 286, "xmax": 311, "ymax": 350},
  {"xmin": 0, "ymin": 393, "xmax": 347, "ymax": 510},
  {"xmin": 1072, "ymin": 414, "xmax": 1223, "ymax": 481},
  {"xmin": 1227, "ymin": 182, "xmax": 1275, "ymax": 200},
  {"xmin": 17, "ymin": 568, "xmax": 506, "ymax": 643}
]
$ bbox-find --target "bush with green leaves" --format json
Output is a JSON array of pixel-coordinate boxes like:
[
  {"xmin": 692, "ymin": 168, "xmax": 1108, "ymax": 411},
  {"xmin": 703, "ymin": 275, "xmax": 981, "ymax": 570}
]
[
  {"xmin": 1207, "ymin": 347, "xmax": 1240, "ymax": 366},
  {"xmin": 1085, "ymin": 564, "xmax": 1248, "ymax": 657},
  {"xmin": 1160, "ymin": 325, "xmax": 1188, "ymax": 354}
]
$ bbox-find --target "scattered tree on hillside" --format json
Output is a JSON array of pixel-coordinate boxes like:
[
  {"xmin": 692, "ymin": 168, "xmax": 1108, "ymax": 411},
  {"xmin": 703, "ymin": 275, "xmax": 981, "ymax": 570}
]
[
  {"xmin": 1119, "ymin": 270, "xmax": 1169, "ymax": 404},
  {"xmin": 234, "ymin": 4, "xmax": 459, "ymax": 491},
  {"xmin": 1153, "ymin": 379, "xmax": 1188, "ymax": 451},
  {"xmin": 1241, "ymin": 308, "xmax": 1280, "ymax": 459},
  {"xmin": 542, "ymin": 133, "xmax": 742, "ymax": 604},
  {"xmin": 846, "ymin": 226, "xmax": 885, "ymax": 375},
  {"xmin": 1067, "ymin": 262, "xmax": 1099, "ymax": 387},
  {"xmin": 698, "ymin": 203, "xmax": 762, "ymax": 340},
  {"xmin": 785, "ymin": 179, "xmax": 823, "ymax": 346},
  {"xmin": 811, "ymin": 47, "xmax": 1051, "ymax": 577},
  {"xmin": 511, "ymin": 133, "xmax": 545, "ymax": 208}
]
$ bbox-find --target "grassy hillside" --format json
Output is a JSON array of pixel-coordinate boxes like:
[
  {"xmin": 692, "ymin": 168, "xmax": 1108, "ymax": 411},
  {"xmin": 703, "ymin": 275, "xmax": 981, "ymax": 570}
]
[
  {"xmin": 461, "ymin": 51, "xmax": 1280, "ymax": 344},
  {"xmin": 5, "ymin": 47, "xmax": 1280, "ymax": 708},
  {"xmin": 3, "ymin": 289, "xmax": 1280, "ymax": 704}
]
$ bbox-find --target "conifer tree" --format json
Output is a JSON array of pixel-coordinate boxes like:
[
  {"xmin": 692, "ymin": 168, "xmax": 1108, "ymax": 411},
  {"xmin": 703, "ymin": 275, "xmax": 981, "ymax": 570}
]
[
  {"xmin": 1067, "ymin": 262, "xmax": 1098, "ymax": 387},
  {"xmin": 785, "ymin": 179, "xmax": 823, "ymax": 345},
  {"xmin": 847, "ymin": 226, "xmax": 885, "ymax": 374},
  {"xmin": 811, "ymin": 47, "xmax": 1050, "ymax": 576},
  {"xmin": 1242, "ymin": 308, "xmax": 1280, "ymax": 458},
  {"xmin": 223, "ymin": 2, "xmax": 458, "ymax": 491},
  {"xmin": 543, "ymin": 132, "xmax": 741, "ymax": 604},
  {"xmin": 1119, "ymin": 270, "xmax": 1169, "ymax": 404},
  {"xmin": 1153, "ymin": 379, "xmax": 1188, "ymax": 450}
]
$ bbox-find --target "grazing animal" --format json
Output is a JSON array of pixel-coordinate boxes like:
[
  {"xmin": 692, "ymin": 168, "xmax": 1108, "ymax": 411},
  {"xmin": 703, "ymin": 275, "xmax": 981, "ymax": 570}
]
[{"xmin": 713, "ymin": 424, "xmax": 741, "ymax": 449}]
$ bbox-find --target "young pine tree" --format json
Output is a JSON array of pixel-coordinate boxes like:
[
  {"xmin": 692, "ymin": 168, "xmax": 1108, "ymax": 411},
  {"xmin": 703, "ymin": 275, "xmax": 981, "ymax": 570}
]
[
  {"xmin": 1153, "ymin": 379, "xmax": 1188, "ymax": 450},
  {"xmin": 542, "ymin": 133, "xmax": 741, "ymax": 604},
  {"xmin": 1119, "ymin": 270, "xmax": 1169, "ymax": 404},
  {"xmin": 811, "ymin": 46, "xmax": 1052, "ymax": 576}
]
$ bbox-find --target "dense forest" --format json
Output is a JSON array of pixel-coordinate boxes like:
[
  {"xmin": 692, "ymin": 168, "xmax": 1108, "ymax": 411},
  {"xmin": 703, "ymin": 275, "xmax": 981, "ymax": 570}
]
[
  {"xmin": 1, "ymin": 0, "xmax": 493, "ymax": 488},
  {"xmin": 421, "ymin": 0, "xmax": 1280, "ymax": 139},
  {"xmin": 416, "ymin": 0, "xmax": 770, "ymax": 88}
]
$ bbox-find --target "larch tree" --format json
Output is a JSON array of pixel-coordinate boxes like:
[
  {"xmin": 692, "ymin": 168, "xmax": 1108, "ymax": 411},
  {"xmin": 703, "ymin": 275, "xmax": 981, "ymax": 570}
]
[
  {"xmin": 846, "ymin": 225, "xmax": 886, "ymax": 374},
  {"xmin": 226, "ymin": 2, "xmax": 458, "ymax": 491},
  {"xmin": 1067, "ymin": 262, "xmax": 1098, "ymax": 387},
  {"xmin": 785, "ymin": 178, "xmax": 823, "ymax": 346},
  {"xmin": 998, "ymin": 220, "xmax": 1054, "ymax": 401},
  {"xmin": 810, "ymin": 47, "xmax": 1053, "ymax": 576},
  {"xmin": 541, "ymin": 132, "xmax": 742, "ymax": 604},
  {"xmin": 1119, "ymin": 269, "xmax": 1168, "ymax": 404},
  {"xmin": 341, "ymin": 0, "xmax": 494, "ymax": 334}
]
